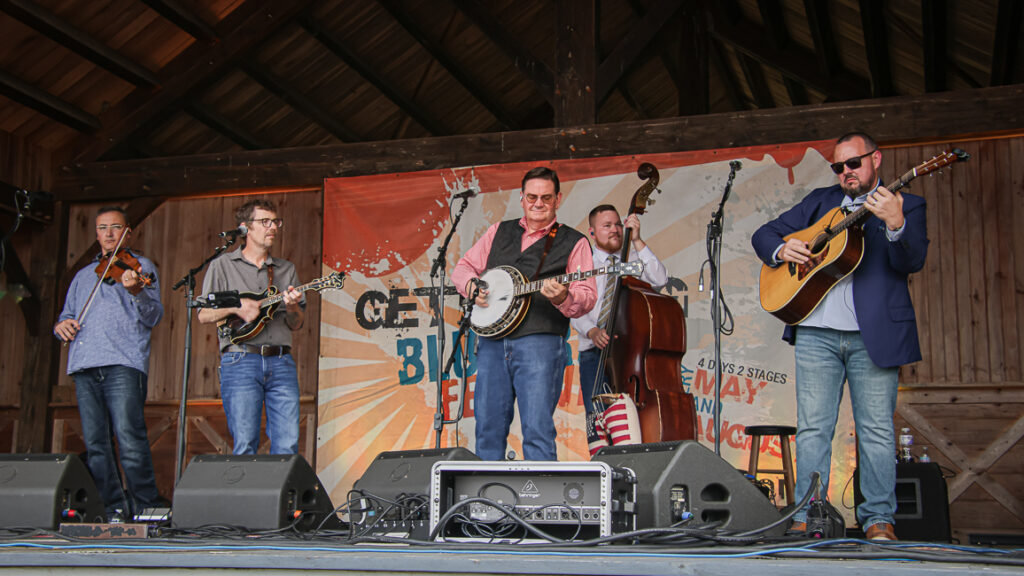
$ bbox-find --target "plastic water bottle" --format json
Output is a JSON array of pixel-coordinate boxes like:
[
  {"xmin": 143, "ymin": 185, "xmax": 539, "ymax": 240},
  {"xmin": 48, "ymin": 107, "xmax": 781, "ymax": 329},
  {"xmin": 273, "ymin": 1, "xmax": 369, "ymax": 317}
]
[
  {"xmin": 898, "ymin": 428, "xmax": 915, "ymax": 463},
  {"xmin": 919, "ymin": 446, "xmax": 931, "ymax": 463}
]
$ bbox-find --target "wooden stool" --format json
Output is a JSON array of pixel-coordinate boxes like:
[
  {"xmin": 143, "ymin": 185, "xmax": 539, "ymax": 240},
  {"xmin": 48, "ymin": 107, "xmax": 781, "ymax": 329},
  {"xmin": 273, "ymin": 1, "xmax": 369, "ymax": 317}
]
[{"xmin": 744, "ymin": 425, "xmax": 797, "ymax": 506}]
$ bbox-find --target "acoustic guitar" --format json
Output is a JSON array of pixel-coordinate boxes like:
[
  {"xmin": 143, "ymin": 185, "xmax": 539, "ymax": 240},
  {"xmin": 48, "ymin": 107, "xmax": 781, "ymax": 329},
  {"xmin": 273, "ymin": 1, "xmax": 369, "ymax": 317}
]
[
  {"xmin": 470, "ymin": 260, "xmax": 644, "ymax": 338},
  {"xmin": 217, "ymin": 271, "xmax": 345, "ymax": 344},
  {"xmin": 759, "ymin": 149, "xmax": 969, "ymax": 325}
]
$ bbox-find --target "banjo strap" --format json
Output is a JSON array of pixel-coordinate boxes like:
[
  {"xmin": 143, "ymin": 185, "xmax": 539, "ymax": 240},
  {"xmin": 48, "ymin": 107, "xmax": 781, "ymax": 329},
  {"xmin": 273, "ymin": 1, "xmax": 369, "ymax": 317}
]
[{"xmin": 531, "ymin": 222, "xmax": 560, "ymax": 281}]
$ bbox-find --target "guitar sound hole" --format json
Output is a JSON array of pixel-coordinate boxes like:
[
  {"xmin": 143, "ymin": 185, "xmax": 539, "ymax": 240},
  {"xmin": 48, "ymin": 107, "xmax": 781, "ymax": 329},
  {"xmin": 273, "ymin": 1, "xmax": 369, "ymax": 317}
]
[{"xmin": 797, "ymin": 246, "xmax": 829, "ymax": 280}]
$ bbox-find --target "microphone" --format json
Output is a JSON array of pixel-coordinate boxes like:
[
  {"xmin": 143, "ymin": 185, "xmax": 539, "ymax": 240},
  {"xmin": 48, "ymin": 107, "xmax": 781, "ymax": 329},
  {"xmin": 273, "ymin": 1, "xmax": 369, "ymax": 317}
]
[
  {"xmin": 729, "ymin": 160, "xmax": 742, "ymax": 172},
  {"xmin": 218, "ymin": 223, "xmax": 248, "ymax": 238},
  {"xmin": 16, "ymin": 188, "xmax": 53, "ymax": 210},
  {"xmin": 472, "ymin": 278, "xmax": 488, "ymax": 291},
  {"xmin": 452, "ymin": 184, "xmax": 480, "ymax": 200}
]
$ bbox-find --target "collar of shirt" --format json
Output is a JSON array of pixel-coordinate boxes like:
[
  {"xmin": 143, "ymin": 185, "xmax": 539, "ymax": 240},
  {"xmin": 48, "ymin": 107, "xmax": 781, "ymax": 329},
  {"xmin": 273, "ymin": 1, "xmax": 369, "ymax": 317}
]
[
  {"xmin": 841, "ymin": 179, "xmax": 881, "ymax": 210},
  {"xmin": 229, "ymin": 247, "xmax": 276, "ymax": 268},
  {"xmin": 593, "ymin": 247, "xmax": 617, "ymax": 264},
  {"xmin": 517, "ymin": 216, "xmax": 557, "ymax": 238}
]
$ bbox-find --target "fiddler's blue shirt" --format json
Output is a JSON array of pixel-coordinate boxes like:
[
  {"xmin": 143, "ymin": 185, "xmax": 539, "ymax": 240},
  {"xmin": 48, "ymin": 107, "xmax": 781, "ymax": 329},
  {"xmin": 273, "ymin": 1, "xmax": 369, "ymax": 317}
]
[{"xmin": 56, "ymin": 251, "xmax": 163, "ymax": 375}]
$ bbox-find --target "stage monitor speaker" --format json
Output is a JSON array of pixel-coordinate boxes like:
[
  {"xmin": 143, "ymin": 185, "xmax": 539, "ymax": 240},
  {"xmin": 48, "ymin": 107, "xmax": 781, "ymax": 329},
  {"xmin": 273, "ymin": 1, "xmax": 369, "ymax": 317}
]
[
  {"xmin": 0, "ymin": 453, "xmax": 105, "ymax": 528},
  {"xmin": 353, "ymin": 447, "xmax": 479, "ymax": 502},
  {"xmin": 593, "ymin": 440, "xmax": 784, "ymax": 536},
  {"xmin": 172, "ymin": 454, "xmax": 339, "ymax": 531},
  {"xmin": 854, "ymin": 462, "xmax": 950, "ymax": 541}
]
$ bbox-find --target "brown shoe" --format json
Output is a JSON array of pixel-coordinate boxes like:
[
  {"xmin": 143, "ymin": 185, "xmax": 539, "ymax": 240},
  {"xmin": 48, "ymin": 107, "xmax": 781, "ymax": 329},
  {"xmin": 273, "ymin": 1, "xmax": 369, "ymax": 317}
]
[
  {"xmin": 865, "ymin": 522, "xmax": 897, "ymax": 541},
  {"xmin": 786, "ymin": 521, "xmax": 807, "ymax": 535}
]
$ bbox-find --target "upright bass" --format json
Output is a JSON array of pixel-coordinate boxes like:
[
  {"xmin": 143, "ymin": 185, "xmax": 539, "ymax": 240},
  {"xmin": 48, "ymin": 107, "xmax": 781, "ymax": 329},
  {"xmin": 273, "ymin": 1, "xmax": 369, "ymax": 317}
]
[{"xmin": 595, "ymin": 163, "xmax": 698, "ymax": 442}]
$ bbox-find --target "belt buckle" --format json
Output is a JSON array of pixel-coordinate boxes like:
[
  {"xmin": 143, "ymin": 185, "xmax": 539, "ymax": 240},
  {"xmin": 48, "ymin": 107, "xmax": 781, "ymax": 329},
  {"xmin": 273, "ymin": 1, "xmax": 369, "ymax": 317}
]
[{"xmin": 260, "ymin": 344, "xmax": 275, "ymax": 356}]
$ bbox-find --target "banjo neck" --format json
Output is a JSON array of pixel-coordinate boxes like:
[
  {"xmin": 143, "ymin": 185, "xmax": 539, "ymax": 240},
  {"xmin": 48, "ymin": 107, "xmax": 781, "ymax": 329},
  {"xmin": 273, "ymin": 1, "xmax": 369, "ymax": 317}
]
[{"xmin": 513, "ymin": 264, "xmax": 618, "ymax": 297}]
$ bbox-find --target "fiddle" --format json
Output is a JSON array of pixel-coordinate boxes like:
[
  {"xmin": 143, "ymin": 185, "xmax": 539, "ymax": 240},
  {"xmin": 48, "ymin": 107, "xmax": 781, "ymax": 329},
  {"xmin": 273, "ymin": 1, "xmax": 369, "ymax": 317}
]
[{"xmin": 95, "ymin": 248, "xmax": 154, "ymax": 289}]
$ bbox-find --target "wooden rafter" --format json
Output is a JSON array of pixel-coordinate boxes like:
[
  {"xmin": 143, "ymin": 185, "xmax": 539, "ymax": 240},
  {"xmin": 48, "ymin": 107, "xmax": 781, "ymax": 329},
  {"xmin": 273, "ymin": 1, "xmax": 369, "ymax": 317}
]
[
  {"xmin": 709, "ymin": 15, "xmax": 870, "ymax": 102},
  {"xmin": 53, "ymin": 84, "xmax": 1024, "ymax": 200},
  {"xmin": 802, "ymin": 0, "xmax": 841, "ymax": 78},
  {"xmin": 678, "ymin": 0, "xmax": 708, "ymax": 116},
  {"xmin": 62, "ymin": 0, "xmax": 318, "ymax": 165},
  {"xmin": 709, "ymin": 40, "xmax": 747, "ymax": 111},
  {"xmin": 297, "ymin": 13, "xmax": 448, "ymax": 136},
  {"xmin": 141, "ymin": 0, "xmax": 217, "ymax": 43},
  {"xmin": 555, "ymin": 0, "xmax": 596, "ymax": 126},
  {"xmin": 594, "ymin": 1, "xmax": 682, "ymax": 105},
  {"xmin": 452, "ymin": 0, "xmax": 555, "ymax": 106},
  {"xmin": 738, "ymin": 55, "xmax": 775, "ymax": 109},
  {"xmin": 0, "ymin": 69, "xmax": 100, "ymax": 134},
  {"xmin": 184, "ymin": 100, "xmax": 268, "ymax": 150},
  {"xmin": 858, "ymin": 0, "xmax": 893, "ymax": 97},
  {"xmin": 0, "ymin": 0, "xmax": 159, "ymax": 87},
  {"xmin": 991, "ymin": 0, "xmax": 1024, "ymax": 86},
  {"xmin": 239, "ymin": 59, "xmax": 362, "ymax": 143},
  {"xmin": 921, "ymin": 0, "xmax": 947, "ymax": 93},
  {"xmin": 377, "ymin": 0, "xmax": 520, "ymax": 131}
]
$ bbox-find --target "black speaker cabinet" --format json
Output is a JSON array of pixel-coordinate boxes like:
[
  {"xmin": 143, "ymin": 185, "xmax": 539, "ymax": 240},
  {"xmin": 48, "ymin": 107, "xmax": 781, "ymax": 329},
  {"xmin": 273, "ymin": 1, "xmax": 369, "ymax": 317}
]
[
  {"xmin": 172, "ymin": 454, "xmax": 339, "ymax": 531},
  {"xmin": 0, "ymin": 453, "xmax": 105, "ymax": 528},
  {"xmin": 353, "ymin": 447, "xmax": 479, "ymax": 503},
  {"xmin": 593, "ymin": 440, "xmax": 784, "ymax": 536},
  {"xmin": 854, "ymin": 462, "xmax": 950, "ymax": 541}
]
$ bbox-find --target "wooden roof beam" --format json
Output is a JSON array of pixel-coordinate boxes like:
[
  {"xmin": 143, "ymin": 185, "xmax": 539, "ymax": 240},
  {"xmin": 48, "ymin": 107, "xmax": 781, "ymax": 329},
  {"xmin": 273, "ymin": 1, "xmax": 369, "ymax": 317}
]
[
  {"xmin": 738, "ymin": 55, "xmax": 775, "ymax": 109},
  {"xmin": 755, "ymin": 0, "xmax": 807, "ymax": 105},
  {"xmin": 62, "ymin": 0, "xmax": 317, "ymax": 165},
  {"xmin": 377, "ymin": 0, "xmax": 520, "ymax": 131},
  {"xmin": 452, "ymin": 0, "xmax": 555, "ymax": 106},
  {"xmin": 921, "ymin": 0, "xmax": 947, "ymax": 93},
  {"xmin": 709, "ymin": 40, "xmax": 748, "ymax": 111},
  {"xmin": 677, "ymin": 0, "xmax": 709, "ymax": 116},
  {"xmin": 594, "ymin": 1, "xmax": 682, "ymax": 105},
  {"xmin": 297, "ymin": 13, "xmax": 448, "ymax": 137},
  {"xmin": 184, "ymin": 100, "xmax": 268, "ymax": 150},
  {"xmin": 53, "ymin": 85, "xmax": 1024, "ymax": 201},
  {"xmin": 858, "ymin": 0, "xmax": 894, "ymax": 97},
  {"xmin": 239, "ymin": 59, "xmax": 362, "ymax": 143},
  {"xmin": 141, "ymin": 0, "xmax": 217, "ymax": 43},
  {"xmin": 555, "ymin": 0, "xmax": 596, "ymax": 126},
  {"xmin": 0, "ymin": 0, "xmax": 159, "ymax": 87},
  {"xmin": 802, "ymin": 0, "xmax": 840, "ymax": 77},
  {"xmin": 708, "ymin": 13, "xmax": 870, "ymax": 101},
  {"xmin": 991, "ymin": 0, "xmax": 1024, "ymax": 85},
  {"xmin": 0, "ymin": 69, "xmax": 100, "ymax": 133}
]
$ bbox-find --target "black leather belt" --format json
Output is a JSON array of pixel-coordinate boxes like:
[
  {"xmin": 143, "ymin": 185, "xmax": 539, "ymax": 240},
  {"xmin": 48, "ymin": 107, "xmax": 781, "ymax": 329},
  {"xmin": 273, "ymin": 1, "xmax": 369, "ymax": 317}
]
[{"xmin": 231, "ymin": 344, "xmax": 291, "ymax": 356}]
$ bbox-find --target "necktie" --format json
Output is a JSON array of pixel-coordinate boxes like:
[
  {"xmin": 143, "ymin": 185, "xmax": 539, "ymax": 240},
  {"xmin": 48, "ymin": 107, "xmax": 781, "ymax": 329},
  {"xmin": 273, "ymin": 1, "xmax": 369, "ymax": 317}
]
[{"xmin": 596, "ymin": 255, "xmax": 618, "ymax": 330}]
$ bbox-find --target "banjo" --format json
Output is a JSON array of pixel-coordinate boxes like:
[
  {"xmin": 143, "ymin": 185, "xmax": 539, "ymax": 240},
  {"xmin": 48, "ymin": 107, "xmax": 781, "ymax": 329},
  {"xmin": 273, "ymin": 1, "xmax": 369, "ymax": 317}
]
[{"xmin": 470, "ymin": 260, "xmax": 644, "ymax": 338}]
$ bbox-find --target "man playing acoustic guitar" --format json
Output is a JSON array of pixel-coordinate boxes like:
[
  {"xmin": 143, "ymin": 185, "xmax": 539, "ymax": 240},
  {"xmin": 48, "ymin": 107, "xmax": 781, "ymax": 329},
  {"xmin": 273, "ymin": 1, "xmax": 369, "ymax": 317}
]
[
  {"xmin": 453, "ymin": 167, "xmax": 596, "ymax": 461},
  {"xmin": 752, "ymin": 132, "xmax": 929, "ymax": 541},
  {"xmin": 198, "ymin": 199, "xmax": 304, "ymax": 455}
]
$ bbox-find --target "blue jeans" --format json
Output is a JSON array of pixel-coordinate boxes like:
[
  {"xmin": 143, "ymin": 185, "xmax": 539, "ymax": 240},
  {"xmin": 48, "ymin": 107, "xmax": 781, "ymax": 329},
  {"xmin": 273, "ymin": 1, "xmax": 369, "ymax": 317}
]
[
  {"xmin": 72, "ymin": 365, "xmax": 160, "ymax": 517},
  {"xmin": 219, "ymin": 352, "xmax": 300, "ymax": 455},
  {"xmin": 475, "ymin": 333, "xmax": 565, "ymax": 461},
  {"xmin": 793, "ymin": 326, "xmax": 898, "ymax": 530},
  {"xmin": 577, "ymin": 347, "xmax": 609, "ymax": 416}
]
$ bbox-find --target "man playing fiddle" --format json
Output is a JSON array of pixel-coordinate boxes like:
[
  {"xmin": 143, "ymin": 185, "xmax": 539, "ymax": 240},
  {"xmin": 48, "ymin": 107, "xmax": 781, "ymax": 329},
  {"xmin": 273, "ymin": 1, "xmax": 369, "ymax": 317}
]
[{"xmin": 54, "ymin": 206, "xmax": 163, "ymax": 522}]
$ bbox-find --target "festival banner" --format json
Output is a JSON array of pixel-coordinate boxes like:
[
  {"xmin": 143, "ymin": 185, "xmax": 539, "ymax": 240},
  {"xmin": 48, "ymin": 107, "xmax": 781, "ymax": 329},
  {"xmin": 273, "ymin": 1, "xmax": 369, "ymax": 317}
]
[{"xmin": 318, "ymin": 140, "xmax": 861, "ymax": 523}]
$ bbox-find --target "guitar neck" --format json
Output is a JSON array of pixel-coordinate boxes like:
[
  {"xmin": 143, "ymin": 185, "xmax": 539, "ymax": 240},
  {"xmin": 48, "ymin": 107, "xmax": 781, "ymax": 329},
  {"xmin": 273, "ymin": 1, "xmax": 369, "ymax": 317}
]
[
  {"xmin": 821, "ymin": 164, "xmax": 926, "ymax": 239},
  {"xmin": 258, "ymin": 280, "xmax": 323, "ymax": 308},
  {"xmin": 514, "ymin": 266, "xmax": 617, "ymax": 297}
]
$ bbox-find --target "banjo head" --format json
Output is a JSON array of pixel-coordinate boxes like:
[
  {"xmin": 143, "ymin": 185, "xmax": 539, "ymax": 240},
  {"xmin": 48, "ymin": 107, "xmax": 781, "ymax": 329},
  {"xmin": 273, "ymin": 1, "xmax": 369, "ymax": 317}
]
[{"xmin": 470, "ymin": 266, "xmax": 527, "ymax": 337}]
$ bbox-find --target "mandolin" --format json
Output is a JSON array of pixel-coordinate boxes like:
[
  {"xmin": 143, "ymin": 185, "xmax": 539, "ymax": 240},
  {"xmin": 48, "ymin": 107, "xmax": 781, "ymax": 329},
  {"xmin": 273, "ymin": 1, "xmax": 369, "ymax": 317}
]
[{"xmin": 217, "ymin": 272, "xmax": 345, "ymax": 344}]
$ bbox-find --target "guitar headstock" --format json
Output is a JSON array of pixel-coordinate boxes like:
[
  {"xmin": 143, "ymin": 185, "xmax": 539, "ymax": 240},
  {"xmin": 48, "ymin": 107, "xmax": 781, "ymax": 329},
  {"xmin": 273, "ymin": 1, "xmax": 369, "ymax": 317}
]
[
  {"xmin": 918, "ymin": 148, "xmax": 971, "ymax": 175},
  {"xmin": 314, "ymin": 272, "xmax": 346, "ymax": 291},
  {"xmin": 612, "ymin": 260, "xmax": 645, "ymax": 278}
]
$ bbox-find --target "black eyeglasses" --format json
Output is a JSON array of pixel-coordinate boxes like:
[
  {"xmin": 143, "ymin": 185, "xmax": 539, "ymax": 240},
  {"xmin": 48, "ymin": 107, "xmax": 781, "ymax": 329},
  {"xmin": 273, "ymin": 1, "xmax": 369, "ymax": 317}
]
[
  {"xmin": 830, "ymin": 150, "xmax": 877, "ymax": 174},
  {"xmin": 250, "ymin": 218, "xmax": 284, "ymax": 229}
]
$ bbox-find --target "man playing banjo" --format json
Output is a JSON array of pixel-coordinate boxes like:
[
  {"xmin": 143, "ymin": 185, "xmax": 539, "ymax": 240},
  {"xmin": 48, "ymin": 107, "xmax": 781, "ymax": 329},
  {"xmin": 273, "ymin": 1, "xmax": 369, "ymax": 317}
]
[{"xmin": 453, "ymin": 167, "xmax": 597, "ymax": 461}]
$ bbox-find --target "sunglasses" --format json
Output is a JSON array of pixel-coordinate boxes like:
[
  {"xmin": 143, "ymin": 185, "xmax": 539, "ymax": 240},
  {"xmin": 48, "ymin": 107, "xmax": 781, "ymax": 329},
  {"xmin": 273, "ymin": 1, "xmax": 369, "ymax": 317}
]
[{"xmin": 830, "ymin": 150, "xmax": 877, "ymax": 174}]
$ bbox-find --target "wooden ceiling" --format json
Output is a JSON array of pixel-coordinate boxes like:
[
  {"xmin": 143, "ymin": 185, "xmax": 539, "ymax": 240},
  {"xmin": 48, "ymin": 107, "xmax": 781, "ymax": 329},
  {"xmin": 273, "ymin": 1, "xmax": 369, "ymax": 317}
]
[{"xmin": 0, "ymin": 0, "xmax": 1021, "ymax": 178}]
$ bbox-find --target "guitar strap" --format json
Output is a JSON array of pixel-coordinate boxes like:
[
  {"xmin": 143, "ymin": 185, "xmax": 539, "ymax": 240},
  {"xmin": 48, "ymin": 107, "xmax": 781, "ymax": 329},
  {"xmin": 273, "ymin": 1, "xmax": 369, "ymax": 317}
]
[
  {"xmin": 531, "ymin": 222, "xmax": 560, "ymax": 280},
  {"xmin": 266, "ymin": 261, "xmax": 275, "ymax": 291}
]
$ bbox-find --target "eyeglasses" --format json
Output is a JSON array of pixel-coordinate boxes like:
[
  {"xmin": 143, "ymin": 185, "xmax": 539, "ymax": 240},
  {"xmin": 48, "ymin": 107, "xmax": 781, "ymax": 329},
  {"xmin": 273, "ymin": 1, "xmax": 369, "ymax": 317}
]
[
  {"xmin": 96, "ymin": 224, "xmax": 126, "ymax": 232},
  {"xmin": 250, "ymin": 218, "xmax": 284, "ymax": 229},
  {"xmin": 830, "ymin": 150, "xmax": 877, "ymax": 174},
  {"xmin": 523, "ymin": 193, "xmax": 557, "ymax": 205}
]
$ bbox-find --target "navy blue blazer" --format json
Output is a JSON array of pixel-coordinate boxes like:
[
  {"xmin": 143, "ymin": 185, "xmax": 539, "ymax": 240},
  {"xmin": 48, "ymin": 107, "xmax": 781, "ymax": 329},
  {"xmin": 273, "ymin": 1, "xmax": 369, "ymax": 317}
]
[{"xmin": 751, "ymin": 184, "xmax": 929, "ymax": 368}]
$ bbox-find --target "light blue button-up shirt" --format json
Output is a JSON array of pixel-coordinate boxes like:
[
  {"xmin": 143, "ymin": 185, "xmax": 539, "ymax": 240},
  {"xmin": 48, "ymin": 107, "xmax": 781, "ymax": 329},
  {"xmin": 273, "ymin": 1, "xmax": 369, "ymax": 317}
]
[
  {"xmin": 773, "ymin": 181, "xmax": 905, "ymax": 331},
  {"xmin": 56, "ymin": 252, "xmax": 163, "ymax": 375}
]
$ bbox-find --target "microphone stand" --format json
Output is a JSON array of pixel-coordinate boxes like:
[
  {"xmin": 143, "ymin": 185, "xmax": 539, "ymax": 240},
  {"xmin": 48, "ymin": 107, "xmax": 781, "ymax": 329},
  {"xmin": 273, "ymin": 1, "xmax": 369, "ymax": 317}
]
[
  {"xmin": 170, "ymin": 234, "xmax": 240, "ymax": 483},
  {"xmin": 429, "ymin": 195, "xmax": 471, "ymax": 449},
  {"xmin": 706, "ymin": 162, "xmax": 739, "ymax": 456}
]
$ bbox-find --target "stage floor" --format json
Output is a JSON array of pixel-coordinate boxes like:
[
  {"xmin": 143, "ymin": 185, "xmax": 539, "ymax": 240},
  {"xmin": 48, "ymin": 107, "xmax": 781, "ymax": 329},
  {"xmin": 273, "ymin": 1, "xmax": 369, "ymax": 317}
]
[{"xmin": 1, "ymin": 536, "xmax": 1022, "ymax": 575}]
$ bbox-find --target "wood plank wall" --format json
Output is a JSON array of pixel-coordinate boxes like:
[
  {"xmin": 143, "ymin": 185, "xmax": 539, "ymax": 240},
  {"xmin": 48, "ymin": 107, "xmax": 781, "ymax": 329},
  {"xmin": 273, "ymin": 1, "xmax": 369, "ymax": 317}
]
[{"xmin": 881, "ymin": 136, "xmax": 1024, "ymax": 542}]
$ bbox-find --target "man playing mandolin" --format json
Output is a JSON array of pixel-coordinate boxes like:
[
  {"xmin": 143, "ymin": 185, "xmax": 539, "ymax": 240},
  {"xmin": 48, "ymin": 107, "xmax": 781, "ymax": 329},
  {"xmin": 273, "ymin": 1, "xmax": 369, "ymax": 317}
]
[
  {"xmin": 453, "ymin": 167, "xmax": 596, "ymax": 461},
  {"xmin": 54, "ymin": 206, "xmax": 163, "ymax": 522},
  {"xmin": 198, "ymin": 199, "xmax": 305, "ymax": 455},
  {"xmin": 752, "ymin": 132, "xmax": 929, "ymax": 541}
]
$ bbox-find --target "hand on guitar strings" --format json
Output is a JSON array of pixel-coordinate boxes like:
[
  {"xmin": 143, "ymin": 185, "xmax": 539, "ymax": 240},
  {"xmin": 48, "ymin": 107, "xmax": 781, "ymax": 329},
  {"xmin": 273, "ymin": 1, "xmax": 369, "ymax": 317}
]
[
  {"xmin": 539, "ymin": 277, "xmax": 568, "ymax": 305},
  {"xmin": 863, "ymin": 185, "xmax": 905, "ymax": 231},
  {"xmin": 778, "ymin": 238, "xmax": 812, "ymax": 265},
  {"xmin": 282, "ymin": 285, "xmax": 302, "ymax": 309}
]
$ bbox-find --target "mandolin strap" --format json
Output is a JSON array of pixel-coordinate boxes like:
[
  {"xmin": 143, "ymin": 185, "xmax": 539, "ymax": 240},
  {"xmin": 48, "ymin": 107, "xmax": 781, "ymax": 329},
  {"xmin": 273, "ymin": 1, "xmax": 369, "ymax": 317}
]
[
  {"xmin": 266, "ymin": 262, "xmax": 274, "ymax": 292},
  {"xmin": 531, "ymin": 223, "xmax": 560, "ymax": 280}
]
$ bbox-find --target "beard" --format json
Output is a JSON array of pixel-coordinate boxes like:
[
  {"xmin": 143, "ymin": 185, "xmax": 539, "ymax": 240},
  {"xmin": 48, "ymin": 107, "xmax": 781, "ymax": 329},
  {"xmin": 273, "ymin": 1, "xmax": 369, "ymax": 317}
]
[{"xmin": 841, "ymin": 174, "xmax": 873, "ymax": 198}]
